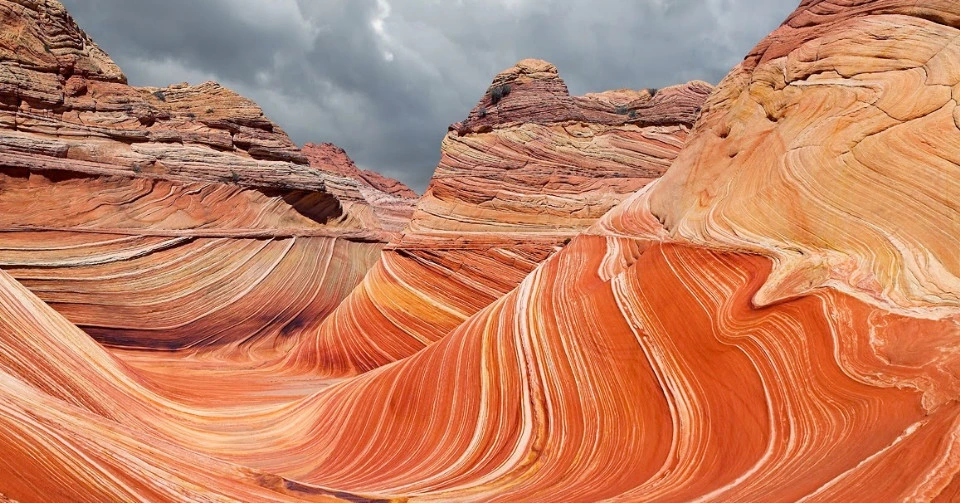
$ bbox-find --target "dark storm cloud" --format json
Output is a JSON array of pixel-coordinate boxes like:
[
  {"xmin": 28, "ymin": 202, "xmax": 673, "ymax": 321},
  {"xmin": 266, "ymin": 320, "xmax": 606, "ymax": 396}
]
[{"xmin": 59, "ymin": 0, "xmax": 800, "ymax": 192}]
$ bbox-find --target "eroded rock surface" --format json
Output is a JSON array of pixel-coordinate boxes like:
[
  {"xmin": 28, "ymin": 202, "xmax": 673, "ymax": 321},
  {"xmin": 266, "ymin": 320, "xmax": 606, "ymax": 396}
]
[
  {"xmin": 286, "ymin": 59, "xmax": 712, "ymax": 375},
  {"xmin": 302, "ymin": 142, "xmax": 418, "ymax": 199},
  {"xmin": 4, "ymin": 1, "xmax": 960, "ymax": 502},
  {"xmin": 0, "ymin": 0, "xmax": 406, "ymax": 354}
]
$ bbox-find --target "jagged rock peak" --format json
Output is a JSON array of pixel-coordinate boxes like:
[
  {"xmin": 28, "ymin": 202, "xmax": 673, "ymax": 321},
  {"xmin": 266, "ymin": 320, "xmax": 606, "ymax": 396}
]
[
  {"xmin": 0, "ymin": 0, "xmax": 125, "ymax": 83},
  {"xmin": 455, "ymin": 58, "xmax": 713, "ymax": 133}
]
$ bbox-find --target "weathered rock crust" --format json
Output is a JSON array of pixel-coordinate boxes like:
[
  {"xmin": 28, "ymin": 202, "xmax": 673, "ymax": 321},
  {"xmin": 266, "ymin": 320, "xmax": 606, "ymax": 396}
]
[{"xmin": 0, "ymin": 0, "xmax": 412, "ymax": 352}]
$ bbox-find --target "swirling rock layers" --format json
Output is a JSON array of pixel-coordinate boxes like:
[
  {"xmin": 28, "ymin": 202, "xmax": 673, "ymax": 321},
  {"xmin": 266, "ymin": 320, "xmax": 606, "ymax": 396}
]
[
  {"xmin": 4, "ymin": 0, "xmax": 960, "ymax": 502},
  {"xmin": 0, "ymin": 0, "xmax": 411, "ymax": 353},
  {"xmin": 288, "ymin": 61, "xmax": 712, "ymax": 375}
]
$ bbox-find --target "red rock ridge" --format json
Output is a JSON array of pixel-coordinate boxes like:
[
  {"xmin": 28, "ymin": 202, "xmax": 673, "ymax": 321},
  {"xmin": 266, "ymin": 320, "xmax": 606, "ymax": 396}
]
[
  {"xmin": 302, "ymin": 142, "xmax": 418, "ymax": 199},
  {"xmin": 0, "ymin": 0, "xmax": 312, "ymax": 182},
  {"xmin": 453, "ymin": 58, "xmax": 712, "ymax": 134}
]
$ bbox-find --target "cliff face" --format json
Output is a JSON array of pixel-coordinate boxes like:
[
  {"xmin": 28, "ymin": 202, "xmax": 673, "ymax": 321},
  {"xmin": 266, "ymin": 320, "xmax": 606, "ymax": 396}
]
[
  {"xmin": 285, "ymin": 59, "xmax": 713, "ymax": 375},
  {"xmin": 0, "ymin": 0, "xmax": 312, "ymax": 177},
  {"xmin": 0, "ymin": 0, "xmax": 405, "ymax": 354},
  {"xmin": 300, "ymin": 141, "xmax": 418, "ymax": 233}
]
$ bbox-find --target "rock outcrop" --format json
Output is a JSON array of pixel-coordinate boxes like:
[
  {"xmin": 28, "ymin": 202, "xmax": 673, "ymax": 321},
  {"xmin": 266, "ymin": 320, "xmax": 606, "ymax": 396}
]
[
  {"xmin": 302, "ymin": 142, "xmax": 418, "ymax": 199},
  {"xmin": 300, "ymin": 141, "xmax": 418, "ymax": 234},
  {"xmin": 6, "ymin": 0, "xmax": 960, "ymax": 502},
  {"xmin": 286, "ymin": 59, "xmax": 713, "ymax": 375},
  {"xmin": 0, "ymin": 0, "xmax": 407, "ymax": 355}
]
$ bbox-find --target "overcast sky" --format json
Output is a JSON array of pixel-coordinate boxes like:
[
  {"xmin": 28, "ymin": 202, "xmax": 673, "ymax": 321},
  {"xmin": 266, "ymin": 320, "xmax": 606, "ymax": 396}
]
[{"xmin": 61, "ymin": 0, "xmax": 799, "ymax": 192}]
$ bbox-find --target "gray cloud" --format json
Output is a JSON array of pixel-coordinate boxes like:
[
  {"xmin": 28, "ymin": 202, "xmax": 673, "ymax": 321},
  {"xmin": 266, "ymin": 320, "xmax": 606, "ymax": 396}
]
[{"xmin": 60, "ymin": 0, "xmax": 800, "ymax": 192}]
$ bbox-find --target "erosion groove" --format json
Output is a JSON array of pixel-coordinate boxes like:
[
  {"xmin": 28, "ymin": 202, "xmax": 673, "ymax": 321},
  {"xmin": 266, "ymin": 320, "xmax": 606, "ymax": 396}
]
[{"xmin": 2, "ymin": 1, "xmax": 960, "ymax": 502}]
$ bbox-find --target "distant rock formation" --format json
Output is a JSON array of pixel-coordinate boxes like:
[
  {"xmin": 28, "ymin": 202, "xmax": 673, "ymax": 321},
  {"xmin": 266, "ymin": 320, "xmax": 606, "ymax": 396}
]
[
  {"xmin": 285, "ymin": 58, "xmax": 713, "ymax": 375},
  {"xmin": 454, "ymin": 58, "xmax": 709, "ymax": 133},
  {"xmin": 302, "ymin": 142, "xmax": 418, "ymax": 199}
]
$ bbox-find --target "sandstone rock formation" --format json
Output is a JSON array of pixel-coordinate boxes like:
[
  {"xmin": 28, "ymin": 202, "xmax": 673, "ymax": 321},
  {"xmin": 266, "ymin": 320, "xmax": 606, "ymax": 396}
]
[
  {"xmin": 300, "ymin": 141, "xmax": 418, "ymax": 234},
  {"xmin": 286, "ymin": 59, "xmax": 713, "ymax": 375},
  {"xmin": 302, "ymin": 142, "xmax": 418, "ymax": 199},
  {"xmin": 5, "ymin": 0, "xmax": 960, "ymax": 502},
  {"xmin": 0, "ymin": 0, "xmax": 410, "ymax": 356},
  {"xmin": 0, "ymin": 268, "xmax": 368, "ymax": 503}
]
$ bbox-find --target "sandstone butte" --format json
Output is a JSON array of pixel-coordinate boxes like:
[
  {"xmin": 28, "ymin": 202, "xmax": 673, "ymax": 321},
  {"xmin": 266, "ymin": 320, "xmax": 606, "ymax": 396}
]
[
  {"xmin": 285, "ymin": 59, "xmax": 713, "ymax": 376},
  {"xmin": 0, "ymin": 0, "xmax": 416, "ymax": 363},
  {"xmin": 3, "ymin": 0, "xmax": 960, "ymax": 502}
]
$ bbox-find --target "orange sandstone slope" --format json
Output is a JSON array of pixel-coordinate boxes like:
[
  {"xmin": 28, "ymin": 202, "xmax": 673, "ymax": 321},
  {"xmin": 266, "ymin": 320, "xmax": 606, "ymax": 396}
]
[
  {"xmin": 288, "ymin": 59, "xmax": 712, "ymax": 375},
  {"xmin": 0, "ymin": 268, "xmax": 381, "ymax": 503},
  {"xmin": 262, "ymin": 0, "xmax": 960, "ymax": 499},
  {"xmin": 3, "ymin": 0, "xmax": 960, "ymax": 502},
  {"xmin": 0, "ymin": 0, "xmax": 413, "ymax": 355}
]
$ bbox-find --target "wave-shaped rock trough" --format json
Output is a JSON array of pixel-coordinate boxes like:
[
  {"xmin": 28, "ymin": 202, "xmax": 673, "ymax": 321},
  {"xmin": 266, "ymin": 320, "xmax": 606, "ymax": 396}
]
[
  {"xmin": 286, "ymin": 61, "xmax": 712, "ymax": 376},
  {"xmin": 3, "ymin": 0, "xmax": 960, "ymax": 501}
]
